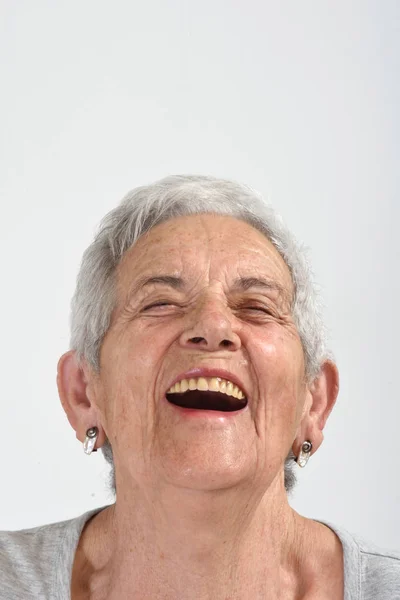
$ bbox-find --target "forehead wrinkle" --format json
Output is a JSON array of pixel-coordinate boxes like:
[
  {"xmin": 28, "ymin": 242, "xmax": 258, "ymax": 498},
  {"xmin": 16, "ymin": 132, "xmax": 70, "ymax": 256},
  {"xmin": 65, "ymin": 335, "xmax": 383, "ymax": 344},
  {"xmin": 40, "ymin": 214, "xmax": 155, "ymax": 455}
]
[{"xmin": 117, "ymin": 215, "xmax": 294, "ymax": 309}]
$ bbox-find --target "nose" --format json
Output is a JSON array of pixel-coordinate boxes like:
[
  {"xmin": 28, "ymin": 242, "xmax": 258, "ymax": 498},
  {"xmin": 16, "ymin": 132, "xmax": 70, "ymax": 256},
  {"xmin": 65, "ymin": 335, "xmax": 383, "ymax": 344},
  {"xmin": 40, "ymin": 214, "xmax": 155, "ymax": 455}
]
[{"xmin": 179, "ymin": 296, "xmax": 241, "ymax": 352}]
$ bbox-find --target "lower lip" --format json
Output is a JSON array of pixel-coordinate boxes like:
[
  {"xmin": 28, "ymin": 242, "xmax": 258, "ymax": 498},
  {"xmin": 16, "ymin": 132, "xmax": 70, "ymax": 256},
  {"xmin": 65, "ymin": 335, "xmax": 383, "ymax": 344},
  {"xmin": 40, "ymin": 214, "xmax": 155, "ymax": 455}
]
[{"xmin": 163, "ymin": 396, "xmax": 248, "ymax": 418}]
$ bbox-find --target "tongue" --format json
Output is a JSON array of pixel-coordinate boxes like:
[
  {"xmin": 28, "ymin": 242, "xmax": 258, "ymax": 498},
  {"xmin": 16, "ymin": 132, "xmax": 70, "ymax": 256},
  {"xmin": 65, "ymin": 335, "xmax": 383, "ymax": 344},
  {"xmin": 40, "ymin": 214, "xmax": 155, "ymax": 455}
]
[{"xmin": 166, "ymin": 389, "xmax": 247, "ymax": 412}]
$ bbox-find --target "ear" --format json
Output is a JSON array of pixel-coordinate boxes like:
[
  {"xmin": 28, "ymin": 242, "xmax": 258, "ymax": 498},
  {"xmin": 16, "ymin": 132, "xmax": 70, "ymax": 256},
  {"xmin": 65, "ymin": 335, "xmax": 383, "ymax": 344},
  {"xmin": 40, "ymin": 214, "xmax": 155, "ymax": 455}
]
[
  {"xmin": 293, "ymin": 360, "xmax": 339, "ymax": 457},
  {"xmin": 56, "ymin": 350, "xmax": 107, "ymax": 450}
]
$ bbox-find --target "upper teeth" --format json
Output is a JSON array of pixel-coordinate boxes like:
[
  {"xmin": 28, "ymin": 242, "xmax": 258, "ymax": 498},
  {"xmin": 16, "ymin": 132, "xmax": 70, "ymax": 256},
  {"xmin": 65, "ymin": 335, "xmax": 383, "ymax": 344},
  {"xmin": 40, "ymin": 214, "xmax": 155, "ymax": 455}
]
[{"xmin": 167, "ymin": 377, "xmax": 245, "ymax": 399}]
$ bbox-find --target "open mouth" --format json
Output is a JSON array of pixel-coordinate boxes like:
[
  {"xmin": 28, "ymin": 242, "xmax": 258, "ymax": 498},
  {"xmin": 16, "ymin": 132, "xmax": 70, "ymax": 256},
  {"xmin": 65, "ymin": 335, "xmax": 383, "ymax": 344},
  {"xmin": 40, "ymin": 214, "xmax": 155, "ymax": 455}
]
[{"xmin": 166, "ymin": 390, "xmax": 248, "ymax": 412}]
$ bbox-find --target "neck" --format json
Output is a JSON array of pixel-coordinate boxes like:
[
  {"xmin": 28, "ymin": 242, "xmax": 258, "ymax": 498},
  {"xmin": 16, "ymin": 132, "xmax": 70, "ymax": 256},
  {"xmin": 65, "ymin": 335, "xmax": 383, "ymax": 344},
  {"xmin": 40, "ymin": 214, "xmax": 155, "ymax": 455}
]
[{"xmin": 76, "ymin": 477, "xmax": 317, "ymax": 600}]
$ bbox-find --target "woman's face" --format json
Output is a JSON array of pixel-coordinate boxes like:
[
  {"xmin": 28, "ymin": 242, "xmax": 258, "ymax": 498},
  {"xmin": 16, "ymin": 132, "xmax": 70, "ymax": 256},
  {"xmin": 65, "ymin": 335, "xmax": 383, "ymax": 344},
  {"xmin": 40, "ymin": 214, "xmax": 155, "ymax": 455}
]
[{"xmin": 90, "ymin": 214, "xmax": 310, "ymax": 491}]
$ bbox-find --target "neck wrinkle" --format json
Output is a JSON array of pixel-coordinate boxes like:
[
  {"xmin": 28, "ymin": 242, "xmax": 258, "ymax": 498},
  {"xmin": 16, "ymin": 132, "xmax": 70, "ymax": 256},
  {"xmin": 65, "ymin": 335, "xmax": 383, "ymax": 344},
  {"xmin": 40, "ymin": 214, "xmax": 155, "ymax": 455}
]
[{"xmin": 78, "ymin": 478, "xmax": 313, "ymax": 600}]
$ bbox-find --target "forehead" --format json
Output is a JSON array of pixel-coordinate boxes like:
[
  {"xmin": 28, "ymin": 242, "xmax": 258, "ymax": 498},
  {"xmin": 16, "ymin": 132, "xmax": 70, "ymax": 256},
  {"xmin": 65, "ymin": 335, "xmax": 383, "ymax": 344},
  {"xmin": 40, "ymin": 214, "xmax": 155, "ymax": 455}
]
[{"xmin": 117, "ymin": 214, "xmax": 294, "ymax": 298}]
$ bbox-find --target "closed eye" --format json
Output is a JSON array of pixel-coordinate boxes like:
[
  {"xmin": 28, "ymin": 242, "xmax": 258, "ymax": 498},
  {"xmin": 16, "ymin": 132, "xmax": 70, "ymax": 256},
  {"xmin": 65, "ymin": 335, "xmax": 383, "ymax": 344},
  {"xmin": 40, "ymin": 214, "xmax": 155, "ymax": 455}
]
[
  {"xmin": 242, "ymin": 306, "xmax": 273, "ymax": 317},
  {"xmin": 243, "ymin": 306, "xmax": 272, "ymax": 314},
  {"xmin": 143, "ymin": 302, "xmax": 174, "ymax": 310},
  {"xmin": 142, "ymin": 303, "xmax": 272, "ymax": 314}
]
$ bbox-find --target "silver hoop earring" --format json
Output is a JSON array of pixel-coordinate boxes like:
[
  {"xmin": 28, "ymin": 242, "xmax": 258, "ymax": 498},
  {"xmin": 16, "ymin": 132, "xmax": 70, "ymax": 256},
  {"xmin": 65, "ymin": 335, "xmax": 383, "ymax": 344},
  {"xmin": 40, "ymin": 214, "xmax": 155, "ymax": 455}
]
[
  {"xmin": 83, "ymin": 426, "xmax": 98, "ymax": 455},
  {"xmin": 296, "ymin": 440, "xmax": 312, "ymax": 468}
]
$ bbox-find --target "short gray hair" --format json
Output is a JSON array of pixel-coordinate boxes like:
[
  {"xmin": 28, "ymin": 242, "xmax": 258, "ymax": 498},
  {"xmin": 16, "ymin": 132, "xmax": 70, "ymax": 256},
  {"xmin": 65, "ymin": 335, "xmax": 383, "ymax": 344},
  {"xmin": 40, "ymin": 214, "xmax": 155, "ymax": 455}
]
[{"xmin": 69, "ymin": 175, "xmax": 334, "ymax": 497}]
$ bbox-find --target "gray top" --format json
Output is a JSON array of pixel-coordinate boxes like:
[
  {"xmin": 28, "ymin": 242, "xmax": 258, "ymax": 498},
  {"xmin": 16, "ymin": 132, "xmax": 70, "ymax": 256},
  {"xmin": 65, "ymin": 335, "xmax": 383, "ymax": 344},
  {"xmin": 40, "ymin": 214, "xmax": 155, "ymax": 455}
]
[{"xmin": 1, "ymin": 504, "xmax": 399, "ymax": 599}]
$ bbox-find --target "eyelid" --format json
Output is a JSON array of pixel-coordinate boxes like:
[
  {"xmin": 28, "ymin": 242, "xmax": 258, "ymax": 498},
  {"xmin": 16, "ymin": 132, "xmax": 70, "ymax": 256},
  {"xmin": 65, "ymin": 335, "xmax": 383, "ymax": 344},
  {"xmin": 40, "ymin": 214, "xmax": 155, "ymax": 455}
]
[
  {"xmin": 244, "ymin": 306, "xmax": 272, "ymax": 313},
  {"xmin": 142, "ymin": 301, "xmax": 177, "ymax": 311},
  {"xmin": 141, "ymin": 297, "xmax": 274, "ymax": 313}
]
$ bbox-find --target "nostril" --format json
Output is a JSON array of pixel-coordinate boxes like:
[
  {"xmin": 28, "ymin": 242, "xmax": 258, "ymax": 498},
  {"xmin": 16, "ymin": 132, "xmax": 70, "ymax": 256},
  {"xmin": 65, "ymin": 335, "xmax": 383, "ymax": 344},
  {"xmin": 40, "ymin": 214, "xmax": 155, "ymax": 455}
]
[{"xmin": 190, "ymin": 337, "xmax": 205, "ymax": 343}]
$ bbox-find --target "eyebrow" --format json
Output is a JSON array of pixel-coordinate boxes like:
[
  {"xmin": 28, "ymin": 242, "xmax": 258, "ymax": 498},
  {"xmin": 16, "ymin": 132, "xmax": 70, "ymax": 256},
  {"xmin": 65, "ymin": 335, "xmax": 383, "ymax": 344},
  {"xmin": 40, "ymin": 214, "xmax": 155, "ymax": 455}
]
[
  {"xmin": 131, "ymin": 275, "xmax": 185, "ymax": 293},
  {"xmin": 129, "ymin": 274, "xmax": 290, "ymax": 301},
  {"xmin": 231, "ymin": 276, "xmax": 288, "ymax": 296}
]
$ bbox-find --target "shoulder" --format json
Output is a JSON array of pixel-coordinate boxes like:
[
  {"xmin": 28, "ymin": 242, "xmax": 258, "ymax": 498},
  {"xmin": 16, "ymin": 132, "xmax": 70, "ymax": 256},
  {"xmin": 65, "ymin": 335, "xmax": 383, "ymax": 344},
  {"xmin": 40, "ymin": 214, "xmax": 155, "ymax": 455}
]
[
  {"xmin": 0, "ymin": 506, "xmax": 109, "ymax": 600},
  {"xmin": 0, "ymin": 520, "xmax": 68, "ymax": 599},
  {"xmin": 354, "ymin": 533, "xmax": 400, "ymax": 598},
  {"xmin": 316, "ymin": 519, "xmax": 400, "ymax": 599}
]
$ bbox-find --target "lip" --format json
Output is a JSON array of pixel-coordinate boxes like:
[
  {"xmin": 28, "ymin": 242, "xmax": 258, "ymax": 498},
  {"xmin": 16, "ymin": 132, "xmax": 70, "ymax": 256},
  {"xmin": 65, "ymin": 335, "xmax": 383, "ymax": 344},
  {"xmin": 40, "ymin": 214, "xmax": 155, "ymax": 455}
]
[{"xmin": 165, "ymin": 367, "xmax": 249, "ymax": 400}]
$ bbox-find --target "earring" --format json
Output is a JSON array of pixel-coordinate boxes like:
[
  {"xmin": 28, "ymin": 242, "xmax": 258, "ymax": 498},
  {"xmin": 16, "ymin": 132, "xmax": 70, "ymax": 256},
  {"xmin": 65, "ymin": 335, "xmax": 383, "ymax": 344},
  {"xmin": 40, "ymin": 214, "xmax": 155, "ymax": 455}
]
[
  {"xmin": 296, "ymin": 440, "xmax": 312, "ymax": 468},
  {"xmin": 83, "ymin": 426, "xmax": 99, "ymax": 455}
]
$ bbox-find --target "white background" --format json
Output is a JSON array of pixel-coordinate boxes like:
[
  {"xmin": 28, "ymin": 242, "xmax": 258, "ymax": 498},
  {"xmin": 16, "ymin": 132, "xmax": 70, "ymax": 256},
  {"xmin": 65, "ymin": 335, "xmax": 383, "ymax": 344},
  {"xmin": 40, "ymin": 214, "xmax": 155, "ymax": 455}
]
[{"xmin": 1, "ymin": 1, "xmax": 399, "ymax": 549}]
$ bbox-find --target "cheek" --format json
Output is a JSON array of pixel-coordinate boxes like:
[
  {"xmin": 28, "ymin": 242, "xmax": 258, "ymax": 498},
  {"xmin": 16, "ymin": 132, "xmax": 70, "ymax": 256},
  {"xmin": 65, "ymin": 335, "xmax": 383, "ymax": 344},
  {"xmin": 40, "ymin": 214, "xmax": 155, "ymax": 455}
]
[
  {"xmin": 255, "ymin": 327, "xmax": 304, "ymax": 382},
  {"xmin": 106, "ymin": 323, "xmax": 165, "ymax": 378},
  {"xmin": 251, "ymin": 327, "xmax": 305, "ymax": 421},
  {"xmin": 100, "ymin": 327, "xmax": 171, "ymax": 424}
]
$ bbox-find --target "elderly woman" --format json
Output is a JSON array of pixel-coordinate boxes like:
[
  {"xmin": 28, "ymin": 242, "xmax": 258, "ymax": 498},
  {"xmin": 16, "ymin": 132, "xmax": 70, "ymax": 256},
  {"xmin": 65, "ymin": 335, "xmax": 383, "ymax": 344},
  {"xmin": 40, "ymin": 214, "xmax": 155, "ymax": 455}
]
[{"xmin": 1, "ymin": 175, "xmax": 399, "ymax": 600}]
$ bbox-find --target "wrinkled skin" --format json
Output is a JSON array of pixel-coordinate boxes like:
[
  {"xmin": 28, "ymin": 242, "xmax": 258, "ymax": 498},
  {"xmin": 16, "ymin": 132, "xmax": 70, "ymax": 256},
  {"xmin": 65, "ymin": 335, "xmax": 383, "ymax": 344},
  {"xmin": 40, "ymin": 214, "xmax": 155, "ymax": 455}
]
[{"xmin": 58, "ymin": 214, "xmax": 341, "ymax": 600}]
